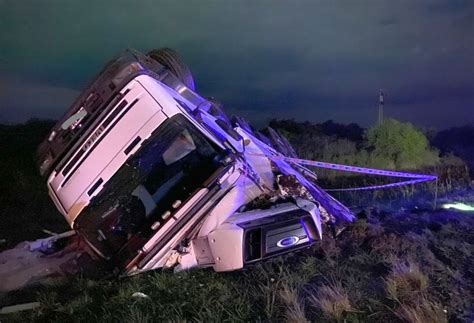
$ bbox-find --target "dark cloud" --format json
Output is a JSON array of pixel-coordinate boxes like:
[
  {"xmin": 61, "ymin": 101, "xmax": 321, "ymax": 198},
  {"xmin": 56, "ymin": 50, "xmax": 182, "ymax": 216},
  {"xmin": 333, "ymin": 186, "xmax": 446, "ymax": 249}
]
[{"xmin": 0, "ymin": 0, "xmax": 472, "ymax": 129}]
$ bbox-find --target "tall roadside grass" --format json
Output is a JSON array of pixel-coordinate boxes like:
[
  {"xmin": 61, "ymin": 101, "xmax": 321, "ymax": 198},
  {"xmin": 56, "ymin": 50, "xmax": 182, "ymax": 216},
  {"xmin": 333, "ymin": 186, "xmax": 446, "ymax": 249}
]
[{"xmin": 3, "ymin": 199, "xmax": 473, "ymax": 322}]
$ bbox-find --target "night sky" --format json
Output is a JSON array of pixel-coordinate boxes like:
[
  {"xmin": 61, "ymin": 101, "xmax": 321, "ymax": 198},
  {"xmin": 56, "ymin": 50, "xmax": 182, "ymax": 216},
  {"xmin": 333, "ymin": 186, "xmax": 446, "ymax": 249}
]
[{"xmin": 0, "ymin": 1, "xmax": 473, "ymax": 129}]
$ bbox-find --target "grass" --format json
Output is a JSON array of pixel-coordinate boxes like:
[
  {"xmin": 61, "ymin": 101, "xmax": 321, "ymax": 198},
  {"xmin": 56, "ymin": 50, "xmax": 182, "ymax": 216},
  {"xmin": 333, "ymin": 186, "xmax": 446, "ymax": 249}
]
[
  {"xmin": 385, "ymin": 261, "xmax": 428, "ymax": 304},
  {"xmin": 307, "ymin": 281, "xmax": 353, "ymax": 321},
  {"xmin": 3, "ymin": 200, "xmax": 473, "ymax": 322},
  {"xmin": 394, "ymin": 297, "xmax": 447, "ymax": 323},
  {"xmin": 279, "ymin": 283, "xmax": 308, "ymax": 323},
  {"xmin": 383, "ymin": 260, "xmax": 447, "ymax": 322},
  {"xmin": 1, "ymin": 121, "xmax": 473, "ymax": 322}
]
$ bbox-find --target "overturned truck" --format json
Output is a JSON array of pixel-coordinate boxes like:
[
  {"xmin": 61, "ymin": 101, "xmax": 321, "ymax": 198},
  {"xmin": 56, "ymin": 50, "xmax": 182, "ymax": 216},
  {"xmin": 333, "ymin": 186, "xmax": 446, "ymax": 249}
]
[{"xmin": 37, "ymin": 48, "xmax": 354, "ymax": 276}]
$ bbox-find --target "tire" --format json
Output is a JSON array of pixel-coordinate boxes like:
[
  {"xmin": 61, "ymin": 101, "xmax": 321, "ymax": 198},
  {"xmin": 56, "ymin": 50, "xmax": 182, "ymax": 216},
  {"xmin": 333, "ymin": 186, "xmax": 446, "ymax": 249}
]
[{"xmin": 147, "ymin": 48, "xmax": 195, "ymax": 91}]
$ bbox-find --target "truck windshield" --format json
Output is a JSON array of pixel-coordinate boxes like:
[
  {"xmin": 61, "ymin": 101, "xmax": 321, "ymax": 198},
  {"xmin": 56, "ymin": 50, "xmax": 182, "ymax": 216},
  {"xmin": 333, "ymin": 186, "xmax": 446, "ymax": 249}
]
[{"xmin": 74, "ymin": 114, "xmax": 222, "ymax": 260}]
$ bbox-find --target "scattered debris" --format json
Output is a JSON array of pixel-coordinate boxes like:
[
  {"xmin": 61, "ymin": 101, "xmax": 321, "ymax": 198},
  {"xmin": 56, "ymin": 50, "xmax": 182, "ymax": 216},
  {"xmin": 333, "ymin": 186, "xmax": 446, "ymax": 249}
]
[
  {"xmin": 28, "ymin": 230, "xmax": 76, "ymax": 253},
  {"xmin": 131, "ymin": 292, "xmax": 150, "ymax": 300},
  {"xmin": 0, "ymin": 302, "xmax": 40, "ymax": 314},
  {"xmin": 41, "ymin": 229, "xmax": 58, "ymax": 236},
  {"xmin": 0, "ymin": 235, "xmax": 88, "ymax": 293}
]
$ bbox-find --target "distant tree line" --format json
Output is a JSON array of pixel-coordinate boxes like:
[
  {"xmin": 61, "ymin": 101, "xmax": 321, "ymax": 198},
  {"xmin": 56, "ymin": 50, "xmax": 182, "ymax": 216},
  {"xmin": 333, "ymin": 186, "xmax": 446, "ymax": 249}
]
[{"xmin": 269, "ymin": 118, "xmax": 471, "ymax": 185}]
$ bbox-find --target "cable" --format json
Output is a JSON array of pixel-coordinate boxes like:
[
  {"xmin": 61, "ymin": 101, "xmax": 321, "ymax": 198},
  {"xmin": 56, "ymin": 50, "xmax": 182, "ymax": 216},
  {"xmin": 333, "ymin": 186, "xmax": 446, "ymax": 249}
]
[{"xmin": 246, "ymin": 152, "xmax": 437, "ymax": 192}]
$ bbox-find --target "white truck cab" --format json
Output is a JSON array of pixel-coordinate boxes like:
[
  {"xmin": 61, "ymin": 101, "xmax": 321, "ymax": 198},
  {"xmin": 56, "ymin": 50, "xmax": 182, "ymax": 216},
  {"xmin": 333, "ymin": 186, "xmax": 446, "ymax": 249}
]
[{"xmin": 38, "ymin": 49, "xmax": 352, "ymax": 275}]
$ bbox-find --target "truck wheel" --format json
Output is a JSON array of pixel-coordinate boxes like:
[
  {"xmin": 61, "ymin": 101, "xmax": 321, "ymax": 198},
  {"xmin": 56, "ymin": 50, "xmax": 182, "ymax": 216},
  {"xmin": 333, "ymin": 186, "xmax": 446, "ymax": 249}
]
[{"xmin": 147, "ymin": 48, "xmax": 195, "ymax": 91}]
